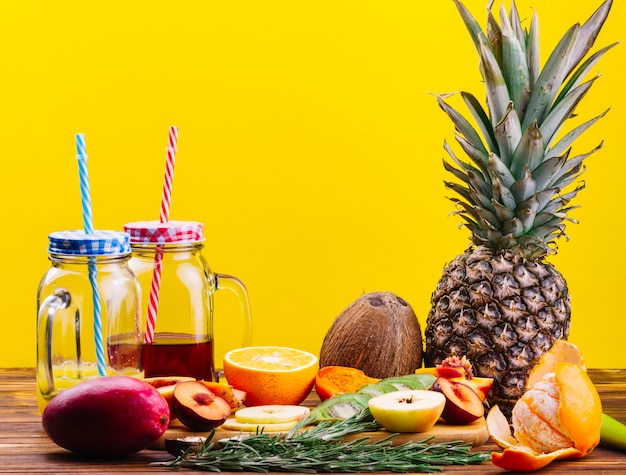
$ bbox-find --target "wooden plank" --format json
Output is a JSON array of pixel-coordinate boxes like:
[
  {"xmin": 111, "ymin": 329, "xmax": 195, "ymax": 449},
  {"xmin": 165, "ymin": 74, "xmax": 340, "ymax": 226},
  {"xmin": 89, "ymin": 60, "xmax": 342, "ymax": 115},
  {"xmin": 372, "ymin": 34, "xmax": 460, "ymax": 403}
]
[
  {"xmin": 0, "ymin": 368, "xmax": 624, "ymax": 474},
  {"xmin": 153, "ymin": 417, "xmax": 489, "ymax": 451}
]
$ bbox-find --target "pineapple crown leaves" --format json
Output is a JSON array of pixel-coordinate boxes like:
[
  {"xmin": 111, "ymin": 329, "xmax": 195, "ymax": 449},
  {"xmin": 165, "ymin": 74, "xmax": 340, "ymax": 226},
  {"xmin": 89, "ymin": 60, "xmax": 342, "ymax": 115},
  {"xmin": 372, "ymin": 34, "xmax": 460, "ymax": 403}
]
[{"xmin": 440, "ymin": 0, "xmax": 616, "ymax": 259}]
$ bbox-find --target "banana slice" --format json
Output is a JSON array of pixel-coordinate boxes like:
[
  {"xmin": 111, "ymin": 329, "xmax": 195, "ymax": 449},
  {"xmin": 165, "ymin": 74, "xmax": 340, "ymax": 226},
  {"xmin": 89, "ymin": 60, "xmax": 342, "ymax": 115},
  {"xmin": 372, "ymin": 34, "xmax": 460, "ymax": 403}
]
[
  {"xmin": 235, "ymin": 405, "xmax": 310, "ymax": 424},
  {"xmin": 222, "ymin": 418, "xmax": 298, "ymax": 433}
]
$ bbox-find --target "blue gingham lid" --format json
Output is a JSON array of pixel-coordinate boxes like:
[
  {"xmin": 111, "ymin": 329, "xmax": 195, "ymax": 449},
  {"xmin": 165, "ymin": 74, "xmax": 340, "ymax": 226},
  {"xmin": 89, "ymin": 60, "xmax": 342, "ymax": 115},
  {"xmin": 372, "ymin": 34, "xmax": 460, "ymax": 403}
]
[{"xmin": 48, "ymin": 230, "xmax": 131, "ymax": 256}]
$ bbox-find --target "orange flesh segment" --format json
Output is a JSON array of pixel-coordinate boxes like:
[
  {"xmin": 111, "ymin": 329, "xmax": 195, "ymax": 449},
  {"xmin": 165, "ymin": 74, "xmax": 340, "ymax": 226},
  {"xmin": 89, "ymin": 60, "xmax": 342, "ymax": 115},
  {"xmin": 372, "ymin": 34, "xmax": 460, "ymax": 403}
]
[
  {"xmin": 555, "ymin": 362, "xmax": 603, "ymax": 454},
  {"xmin": 227, "ymin": 347, "xmax": 316, "ymax": 371}
]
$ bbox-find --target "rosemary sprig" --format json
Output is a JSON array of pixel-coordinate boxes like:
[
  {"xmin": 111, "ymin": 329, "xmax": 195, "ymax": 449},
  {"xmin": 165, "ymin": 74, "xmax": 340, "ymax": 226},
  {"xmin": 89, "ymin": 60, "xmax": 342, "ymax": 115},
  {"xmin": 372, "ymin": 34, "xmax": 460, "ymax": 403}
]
[{"xmin": 155, "ymin": 409, "xmax": 491, "ymax": 473}]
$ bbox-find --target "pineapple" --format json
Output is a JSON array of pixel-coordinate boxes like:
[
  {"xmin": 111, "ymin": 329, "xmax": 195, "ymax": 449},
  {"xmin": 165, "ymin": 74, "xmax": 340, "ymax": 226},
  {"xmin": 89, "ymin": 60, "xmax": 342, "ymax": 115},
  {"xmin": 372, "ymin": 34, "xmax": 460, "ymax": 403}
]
[{"xmin": 425, "ymin": 0, "xmax": 615, "ymax": 418}]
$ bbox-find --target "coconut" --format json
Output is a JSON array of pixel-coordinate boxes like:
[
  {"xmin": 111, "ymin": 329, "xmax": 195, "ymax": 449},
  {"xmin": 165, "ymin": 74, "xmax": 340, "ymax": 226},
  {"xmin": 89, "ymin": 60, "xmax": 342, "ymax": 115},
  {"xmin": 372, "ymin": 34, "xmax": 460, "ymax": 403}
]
[{"xmin": 319, "ymin": 291, "xmax": 423, "ymax": 379}]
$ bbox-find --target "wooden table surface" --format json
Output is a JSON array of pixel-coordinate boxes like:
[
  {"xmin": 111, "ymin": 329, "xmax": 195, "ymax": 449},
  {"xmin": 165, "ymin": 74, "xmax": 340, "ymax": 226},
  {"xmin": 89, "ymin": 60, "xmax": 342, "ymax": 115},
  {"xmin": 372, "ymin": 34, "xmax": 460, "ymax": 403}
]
[{"xmin": 1, "ymin": 368, "xmax": 626, "ymax": 474}]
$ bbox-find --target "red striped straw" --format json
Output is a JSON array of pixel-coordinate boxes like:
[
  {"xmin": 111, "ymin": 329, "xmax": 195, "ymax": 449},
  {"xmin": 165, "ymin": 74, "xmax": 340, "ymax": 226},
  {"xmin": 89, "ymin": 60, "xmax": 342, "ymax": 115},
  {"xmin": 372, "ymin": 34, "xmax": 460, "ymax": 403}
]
[
  {"xmin": 145, "ymin": 126, "xmax": 179, "ymax": 344},
  {"xmin": 160, "ymin": 127, "xmax": 178, "ymax": 223}
]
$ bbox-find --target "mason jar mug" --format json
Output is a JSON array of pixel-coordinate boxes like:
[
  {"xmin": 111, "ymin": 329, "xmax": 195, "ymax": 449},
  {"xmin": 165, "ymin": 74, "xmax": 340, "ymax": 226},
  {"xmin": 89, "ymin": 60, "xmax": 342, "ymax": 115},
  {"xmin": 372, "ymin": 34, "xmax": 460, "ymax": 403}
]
[
  {"xmin": 123, "ymin": 220, "xmax": 252, "ymax": 382},
  {"xmin": 36, "ymin": 230, "xmax": 143, "ymax": 411}
]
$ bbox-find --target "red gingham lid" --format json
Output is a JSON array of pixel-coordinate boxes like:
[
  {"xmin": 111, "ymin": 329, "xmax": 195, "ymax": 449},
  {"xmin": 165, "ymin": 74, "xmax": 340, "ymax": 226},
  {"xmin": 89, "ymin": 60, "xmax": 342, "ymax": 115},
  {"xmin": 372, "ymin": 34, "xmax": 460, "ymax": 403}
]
[{"xmin": 123, "ymin": 220, "xmax": 204, "ymax": 244}]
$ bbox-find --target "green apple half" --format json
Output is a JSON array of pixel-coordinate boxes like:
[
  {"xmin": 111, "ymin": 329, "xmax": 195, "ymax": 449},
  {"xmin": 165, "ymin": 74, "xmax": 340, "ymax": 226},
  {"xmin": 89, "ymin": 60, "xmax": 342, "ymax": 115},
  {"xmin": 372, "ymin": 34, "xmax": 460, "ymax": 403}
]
[{"xmin": 368, "ymin": 390, "xmax": 446, "ymax": 433}]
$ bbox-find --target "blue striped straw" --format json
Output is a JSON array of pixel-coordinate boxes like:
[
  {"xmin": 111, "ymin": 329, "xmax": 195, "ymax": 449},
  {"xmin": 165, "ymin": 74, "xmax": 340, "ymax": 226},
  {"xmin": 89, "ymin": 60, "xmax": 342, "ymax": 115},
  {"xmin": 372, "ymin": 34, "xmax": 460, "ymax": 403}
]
[
  {"xmin": 76, "ymin": 134, "xmax": 94, "ymax": 234},
  {"xmin": 87, "ymin": 263, "xmax": 105, "ymax": 376},
  {"xmin": 75, "ymin": 133, "xmax": 106, "ymax": 377}
]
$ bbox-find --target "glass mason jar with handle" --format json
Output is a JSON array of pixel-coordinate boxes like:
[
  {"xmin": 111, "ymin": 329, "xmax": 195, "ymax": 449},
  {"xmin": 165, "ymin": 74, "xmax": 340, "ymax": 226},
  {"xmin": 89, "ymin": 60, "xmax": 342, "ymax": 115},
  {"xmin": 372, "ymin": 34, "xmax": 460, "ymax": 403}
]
[
  {"xmin": 36, "ymin": 230, "xmax": 143, "ymax": 412},
  {"xmin": 123, "ymin": 220, "xmax": 252, "ymax": 382}
]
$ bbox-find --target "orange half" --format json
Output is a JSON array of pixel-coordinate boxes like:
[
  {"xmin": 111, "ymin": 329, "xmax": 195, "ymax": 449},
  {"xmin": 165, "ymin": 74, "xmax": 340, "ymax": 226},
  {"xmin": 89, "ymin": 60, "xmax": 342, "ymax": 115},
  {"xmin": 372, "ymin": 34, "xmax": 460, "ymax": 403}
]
[{"xmin": 223, "ymin": 346, "xmax": 318, "ymax": 406}]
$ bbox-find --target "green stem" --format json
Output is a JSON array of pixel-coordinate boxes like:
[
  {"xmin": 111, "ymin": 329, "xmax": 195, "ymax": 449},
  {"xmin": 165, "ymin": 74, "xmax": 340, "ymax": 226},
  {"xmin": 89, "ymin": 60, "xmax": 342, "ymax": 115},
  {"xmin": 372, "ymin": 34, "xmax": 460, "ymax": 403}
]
[{"xmin": 600, "ymin": 413, "xmax": 626, "ymax": 451}]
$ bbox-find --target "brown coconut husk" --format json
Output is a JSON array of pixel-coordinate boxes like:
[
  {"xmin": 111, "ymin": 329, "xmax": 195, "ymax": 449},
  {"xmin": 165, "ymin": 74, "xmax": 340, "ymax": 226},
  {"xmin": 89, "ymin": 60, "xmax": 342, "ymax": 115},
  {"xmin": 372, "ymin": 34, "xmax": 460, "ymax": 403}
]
[{"xmin": 319, "ymin": 291, "xmax": 423, "ymax": 379}]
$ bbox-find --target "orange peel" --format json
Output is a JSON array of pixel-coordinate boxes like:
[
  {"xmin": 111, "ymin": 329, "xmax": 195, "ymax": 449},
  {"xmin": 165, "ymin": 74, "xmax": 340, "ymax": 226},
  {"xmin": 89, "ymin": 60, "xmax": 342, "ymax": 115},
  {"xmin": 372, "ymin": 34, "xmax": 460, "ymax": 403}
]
[
  {"xmin": 526, "ymin": 339, "xmax": 586, "ymax": 388},
  {"xmin": 487, "ymin": 341, "xmax": 602, "ymax": 472}
]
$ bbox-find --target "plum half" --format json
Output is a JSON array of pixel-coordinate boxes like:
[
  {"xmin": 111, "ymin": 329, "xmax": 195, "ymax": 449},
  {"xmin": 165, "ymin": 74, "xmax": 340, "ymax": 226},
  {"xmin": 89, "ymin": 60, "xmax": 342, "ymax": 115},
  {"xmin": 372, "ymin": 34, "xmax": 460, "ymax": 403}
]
[
  {"xmin": 172, "ymin": 381, "xmax": 232, "ymax": 431},
  {"xmin": 144, "ymin": 376, "xmax": 195, "ymax": 420},
  {"xmin": 432, "ymin": 377, "xmax": 485, "ymax": 425}
]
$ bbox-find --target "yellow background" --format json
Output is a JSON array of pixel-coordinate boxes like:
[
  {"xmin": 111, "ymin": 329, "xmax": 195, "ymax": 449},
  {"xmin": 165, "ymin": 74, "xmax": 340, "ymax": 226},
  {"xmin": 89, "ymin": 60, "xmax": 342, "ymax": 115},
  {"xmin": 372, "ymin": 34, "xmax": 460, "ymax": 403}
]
[{"xmin": 1, "ymin": 1, "xmax": 624, "ymax": 369}]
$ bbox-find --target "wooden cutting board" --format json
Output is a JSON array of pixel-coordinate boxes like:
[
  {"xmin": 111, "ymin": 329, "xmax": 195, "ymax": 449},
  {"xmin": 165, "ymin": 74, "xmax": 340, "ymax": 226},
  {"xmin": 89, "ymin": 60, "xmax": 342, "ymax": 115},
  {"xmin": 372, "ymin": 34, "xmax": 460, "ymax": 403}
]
[{"xmin": 151, "ymin": 417, "xmax": 489, "ymax": 450}]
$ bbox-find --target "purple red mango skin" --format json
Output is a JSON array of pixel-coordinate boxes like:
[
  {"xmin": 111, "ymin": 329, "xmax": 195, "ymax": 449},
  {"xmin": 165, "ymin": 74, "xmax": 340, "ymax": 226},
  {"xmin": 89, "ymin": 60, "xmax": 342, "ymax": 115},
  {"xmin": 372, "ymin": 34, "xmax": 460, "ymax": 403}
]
[{"xmin": 42, "ymin": 376, "xmax": 170, "ymax": 458}]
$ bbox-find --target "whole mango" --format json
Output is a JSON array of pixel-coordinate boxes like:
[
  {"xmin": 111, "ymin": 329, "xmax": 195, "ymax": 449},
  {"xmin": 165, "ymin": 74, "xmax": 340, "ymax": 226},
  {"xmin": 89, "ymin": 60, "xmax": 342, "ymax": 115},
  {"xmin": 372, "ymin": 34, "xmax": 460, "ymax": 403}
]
[{"xmin": 42, "ymin": 376, "xmax": 170, "ymax": 458}]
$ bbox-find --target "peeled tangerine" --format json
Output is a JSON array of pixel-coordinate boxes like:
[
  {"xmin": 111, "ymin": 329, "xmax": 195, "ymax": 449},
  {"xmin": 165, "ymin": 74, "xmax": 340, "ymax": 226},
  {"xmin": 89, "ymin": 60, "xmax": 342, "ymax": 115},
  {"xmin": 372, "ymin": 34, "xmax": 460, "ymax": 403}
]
[{"xmin": 486, "ymin": 341, "xmax": 603, "ymax": 472}]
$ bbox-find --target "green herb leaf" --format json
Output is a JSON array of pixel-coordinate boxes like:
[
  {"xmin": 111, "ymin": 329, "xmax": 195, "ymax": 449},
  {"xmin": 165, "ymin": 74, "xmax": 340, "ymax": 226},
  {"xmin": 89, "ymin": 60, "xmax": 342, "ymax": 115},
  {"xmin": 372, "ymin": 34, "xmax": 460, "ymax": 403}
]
[{"xmin": 155, "ymin": 409, "xmax": 491, "ymax": 473}]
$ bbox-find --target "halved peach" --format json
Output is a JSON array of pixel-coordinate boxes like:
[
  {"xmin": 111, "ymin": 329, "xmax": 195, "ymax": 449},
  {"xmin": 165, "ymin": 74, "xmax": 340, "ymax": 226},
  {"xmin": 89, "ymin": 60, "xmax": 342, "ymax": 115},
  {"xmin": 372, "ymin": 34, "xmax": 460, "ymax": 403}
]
[
  {"xmin": 172, "ymin": 381, "xmax": 232, "ymax": 431},
  {"xmin": 453, "ymin": 376, "xmax": 493, "ymax": 402},
  {"xmin": 416, "ymin": 363, "xmax": 493, "ymax": 402},
  {"xmin": 144, "ymin": 376, "xmax": 196, "ymax": 420},
  {"xmin": 416, "ymin": 366, "xmax": 465, "ymax": 378},
  {"xmin": 432, "ymin": 377, "xmax": 484, "ymax": 425}
]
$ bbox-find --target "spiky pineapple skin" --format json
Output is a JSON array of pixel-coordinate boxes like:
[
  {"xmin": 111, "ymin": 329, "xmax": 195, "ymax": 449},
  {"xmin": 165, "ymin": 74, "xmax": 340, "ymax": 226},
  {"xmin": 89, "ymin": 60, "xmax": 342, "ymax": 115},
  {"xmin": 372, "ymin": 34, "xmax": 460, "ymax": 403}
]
[
  {"xmin": 425, "ymin": 0, "xmax": 613, "ymax": 419},
  {"xmin": 425, "ymin": 245, "xmax": 570, "ymax": 417}
]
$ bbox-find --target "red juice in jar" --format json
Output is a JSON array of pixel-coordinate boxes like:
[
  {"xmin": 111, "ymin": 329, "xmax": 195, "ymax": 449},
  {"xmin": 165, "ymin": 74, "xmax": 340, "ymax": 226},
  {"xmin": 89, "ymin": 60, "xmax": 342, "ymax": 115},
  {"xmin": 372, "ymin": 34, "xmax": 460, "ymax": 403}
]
[{"xmin": 142, "ymin": 336, "xmax": 214, "ymax": 381}]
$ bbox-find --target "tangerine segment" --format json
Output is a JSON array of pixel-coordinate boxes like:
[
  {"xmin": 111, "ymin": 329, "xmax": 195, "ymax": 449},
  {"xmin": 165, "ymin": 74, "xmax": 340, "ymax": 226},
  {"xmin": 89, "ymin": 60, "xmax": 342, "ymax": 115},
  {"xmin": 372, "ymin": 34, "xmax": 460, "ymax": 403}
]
[
  {"xmin": 223, "ymin": 346, "xmax": 318, "ymax": 406},
  {"xmin": 512, "ymin": 375, "xmax": 573, "ymax": 453},
  {"xmin": 527, "ymin": 340, "xmax": 585, "ymax": 389},
  {"xmin": 555, "ymin": 362, "xmax": 603, "ymax": 454}
]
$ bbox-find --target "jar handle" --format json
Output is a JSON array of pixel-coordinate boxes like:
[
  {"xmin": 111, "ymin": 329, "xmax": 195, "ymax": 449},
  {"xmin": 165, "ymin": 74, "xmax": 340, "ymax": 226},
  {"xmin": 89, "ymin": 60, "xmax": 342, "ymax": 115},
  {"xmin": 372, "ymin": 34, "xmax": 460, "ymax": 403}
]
[
  {"xmin": 215, "ymin": 273, "xmax": 252, "ymax": 347},
  {"xmin": 37, "ymin": 288, "xmax": 76, "ymax": 397}
]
